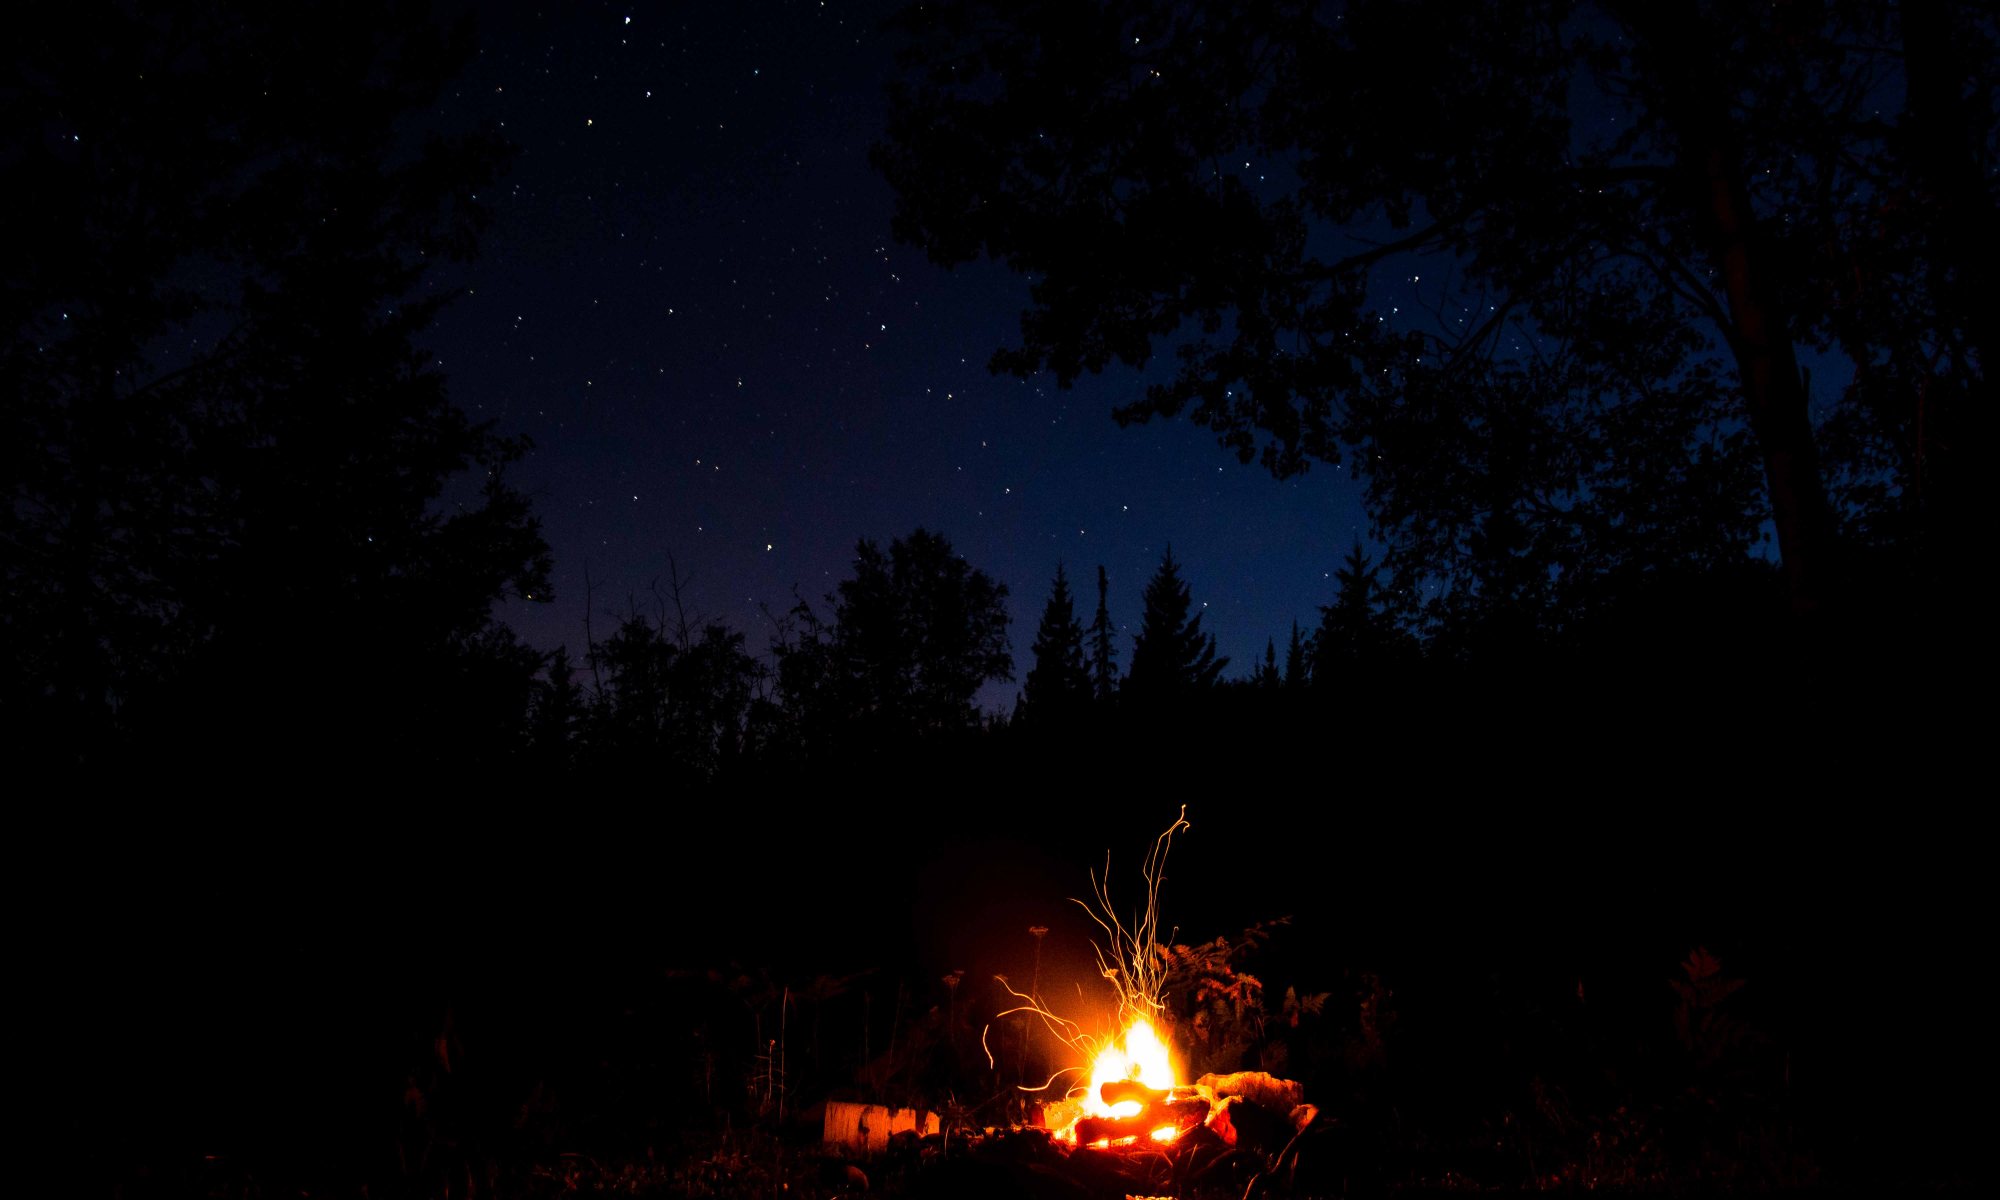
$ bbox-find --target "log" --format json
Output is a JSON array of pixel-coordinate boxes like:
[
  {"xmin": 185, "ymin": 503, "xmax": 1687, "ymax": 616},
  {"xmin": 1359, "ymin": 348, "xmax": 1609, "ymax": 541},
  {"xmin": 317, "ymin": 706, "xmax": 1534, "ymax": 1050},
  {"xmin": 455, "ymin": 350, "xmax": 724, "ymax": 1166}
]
[
  {"xmin": 1099, "ymin": 1079, "xmax": 1168, "ymax": 1109},
  {"xmin": 1194, "ymin": 1071, "xmax": 1303, "ymax": 1112},
  {"xmin": 1072, "ymin": 1097, "xmax": 1209, "ymax": 1146},
  {"xmin": 1164, "ymin": 1096, "xmax": 1211, "ymax": 1133},
  {"xmin": 1073, "ymin": 1114, "xmax": 1160, "ymax": 1145}
]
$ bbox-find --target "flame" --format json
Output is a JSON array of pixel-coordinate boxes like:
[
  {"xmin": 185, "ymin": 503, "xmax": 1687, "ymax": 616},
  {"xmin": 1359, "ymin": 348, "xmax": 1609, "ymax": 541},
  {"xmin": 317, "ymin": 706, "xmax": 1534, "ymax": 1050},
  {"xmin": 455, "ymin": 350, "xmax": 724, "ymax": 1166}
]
[
  {"xmin": 1085, "ymin": 1017, "xmax": 1175, "ymax": 1120},
  {"xmin": 1044, "ymin": 1016, "xmax": 1185, "ymax": 1146}
]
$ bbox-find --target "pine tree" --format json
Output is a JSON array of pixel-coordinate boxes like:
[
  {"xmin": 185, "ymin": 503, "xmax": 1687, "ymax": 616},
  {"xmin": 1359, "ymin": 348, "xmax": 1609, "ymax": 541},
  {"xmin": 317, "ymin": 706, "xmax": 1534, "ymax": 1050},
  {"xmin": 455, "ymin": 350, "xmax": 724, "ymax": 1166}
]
[
  {"xmin": 1126, "ymin": 546, "xmax": 1226, "ymax": 698},
  {"xmin": 1087, "ymin": 564, "xmax": 1119, "ymax": 701},
  {"xmin": 1256, "ymin": 638, "xmax": 1281, "ymax": 689},
  {"xmin": 1283, "ymin": 620, "xmax": 1310, "ymax": 689},
  {"xmin": 1020, "ymin": 564, "xmax": 1091, "ymax": 724},
  {"xmin": 1314, "ymin": 542, "xmax": 1403, "ymax": 682}
]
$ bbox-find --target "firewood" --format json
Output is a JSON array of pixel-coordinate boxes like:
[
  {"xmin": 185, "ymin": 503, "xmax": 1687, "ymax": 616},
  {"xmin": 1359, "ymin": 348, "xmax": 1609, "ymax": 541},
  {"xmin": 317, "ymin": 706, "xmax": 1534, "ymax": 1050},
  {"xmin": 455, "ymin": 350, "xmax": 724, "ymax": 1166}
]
[
  {"xmin": 1072, "ymin": 1097, "xmax": 1209, "ymax": 1147},
  {"xmin": 1163, "ymin": 1096, "xmax": 1211, "ymax": 1132},
  {"xmin": 1099, "ymin": 1079, "xmax": 1169, "ymax": 1108},
  {"xmin": 1073, "ymin": 1113, "xmax": 1163, "ymax": 1145},
  {"xmin": 1194, "ymin": 1071, "xmax": 1304, "ymax": 1113}
]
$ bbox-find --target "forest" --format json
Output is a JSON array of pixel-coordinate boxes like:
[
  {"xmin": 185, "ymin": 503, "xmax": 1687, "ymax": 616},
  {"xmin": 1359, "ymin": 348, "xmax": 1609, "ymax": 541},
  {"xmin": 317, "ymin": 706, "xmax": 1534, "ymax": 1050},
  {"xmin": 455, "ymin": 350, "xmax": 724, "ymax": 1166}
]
[{"xmin": 6, "ymin": 1, "xmax": 1986, "ymax": 1198}]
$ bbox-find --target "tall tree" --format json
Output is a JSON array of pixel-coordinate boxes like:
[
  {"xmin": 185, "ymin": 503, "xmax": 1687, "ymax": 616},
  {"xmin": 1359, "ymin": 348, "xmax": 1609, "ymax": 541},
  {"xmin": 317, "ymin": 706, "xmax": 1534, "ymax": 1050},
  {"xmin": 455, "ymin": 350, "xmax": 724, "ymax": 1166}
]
[
  {"xmin": 775, "ymin": 528, "xmax": 1012, "ymax": 744},
  {"xmin": 1283, "ymin": 621, "xmax": 1309, "ymax": 689},
  {"xmin": 1126, "ymin": 546, "xmax": 1225, "ymax": 697},
  {"xmin": 2, "ymin": 1, "xmax": 547, "ymax": 767},
  {"xmin": 1314, "ymin": 543, "xmax": 1406, "ymax": 681},
  {"xmin": 1255, "ymin": 638, "xmax": 1282, "ymax": 690},
  {"xmin": 1087, "ymin": 564, "xmax": 1119, "ymax": 700},
  {"xmin": 875, "ymin": 0, "xmax": 1987, "ymax": 621},
  {"xmin": 1020, "ymin": 564, "xmax": 1091, "ymax": 724}
]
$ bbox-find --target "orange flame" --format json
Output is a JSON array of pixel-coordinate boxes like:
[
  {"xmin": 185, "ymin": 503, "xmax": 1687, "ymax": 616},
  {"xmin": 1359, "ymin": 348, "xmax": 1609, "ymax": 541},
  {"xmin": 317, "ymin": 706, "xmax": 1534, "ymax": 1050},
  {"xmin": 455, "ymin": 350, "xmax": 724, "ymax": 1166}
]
[
  {"xmin": 1084, "ymin": 1017, "xmax": 1175, "ymax": 1120},
  {"xmin": 1047, "ymin": 1016, "xmax": 1186, "ymax": 1146}
]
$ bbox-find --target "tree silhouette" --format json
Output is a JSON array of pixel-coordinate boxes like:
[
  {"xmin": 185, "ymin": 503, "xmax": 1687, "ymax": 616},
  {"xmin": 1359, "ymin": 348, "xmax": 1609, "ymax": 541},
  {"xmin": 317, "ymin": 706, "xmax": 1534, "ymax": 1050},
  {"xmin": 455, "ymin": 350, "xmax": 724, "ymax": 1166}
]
[
  {"xmin": 775, "ymin": 528, "xmax": 1012, "ymax": 746},
  {"xmin": 1314, "ymin": 543, "xmax": 1408, "ymax": 682},
  {"xmin": 876, "ymin": 0, "xmax": 1991, "ymax": 621},
  {"xmin": 1087, "ymin": 564, "xmax": 1120, "ymax": 701},
  {"xmin": 586, "ymin": 611, "xmax": 765, "ymax": 781},
  {"xmin": 1019, "ymin": 564, "xmax": 1091, "ymax": 724},
  {"xmin": 1126, "ymin": 546, "xmax": 1225, "ymax": 698},
  {"xmin": 1283, "ymin": 621, "xmax": 1310, "ymax": 689},
  {"xmin": 1256, "ymin": 638, "xmax": 1281, "ymax": 690},
  {"xmin": 3, "ymin": 2, "xmax": 547, "ymax": 768}
]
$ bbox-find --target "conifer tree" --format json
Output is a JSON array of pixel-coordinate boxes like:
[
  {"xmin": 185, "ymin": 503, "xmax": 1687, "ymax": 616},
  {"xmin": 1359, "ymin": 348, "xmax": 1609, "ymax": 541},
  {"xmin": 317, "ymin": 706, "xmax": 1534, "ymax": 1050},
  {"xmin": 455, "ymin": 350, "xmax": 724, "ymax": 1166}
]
[
  {"xmin": 1314, "ymin": 542, "xmax": 1405, "ymax": 681},
  {"xmin": 1126, "ymin": 546, "xmax": 1226, "ymax": 697},
  {"xmin": 1087, "ymin": 564, "xmax": 1119, "ymax": 701},
  {"xmin": 1256, "ymin": 638, "xmax": 1281, "ymax": 689},
  {"xmin": 1283, "ymin": 620, "xmax": 1310, "ymax": 689},
  {"xmin": 1021, "ymin": 564, "xmax": 1091, "ymax": 723}
]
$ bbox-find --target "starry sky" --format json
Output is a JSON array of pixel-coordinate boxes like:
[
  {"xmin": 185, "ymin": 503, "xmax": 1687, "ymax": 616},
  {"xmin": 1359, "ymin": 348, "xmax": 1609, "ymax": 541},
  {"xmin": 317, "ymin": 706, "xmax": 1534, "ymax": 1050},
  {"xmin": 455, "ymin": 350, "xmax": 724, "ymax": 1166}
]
[{"xmin": 418, "ymin": 0, "xmax": 1383, "ymax": 703}]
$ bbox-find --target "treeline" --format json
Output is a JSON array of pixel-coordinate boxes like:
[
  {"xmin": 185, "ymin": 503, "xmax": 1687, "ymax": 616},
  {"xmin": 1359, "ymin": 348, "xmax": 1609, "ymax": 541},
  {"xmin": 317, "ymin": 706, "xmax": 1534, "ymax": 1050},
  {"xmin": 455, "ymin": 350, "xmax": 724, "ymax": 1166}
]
[{"xmin": 507, "ymin": 518, "xmax": 1920, "ymax": 791}]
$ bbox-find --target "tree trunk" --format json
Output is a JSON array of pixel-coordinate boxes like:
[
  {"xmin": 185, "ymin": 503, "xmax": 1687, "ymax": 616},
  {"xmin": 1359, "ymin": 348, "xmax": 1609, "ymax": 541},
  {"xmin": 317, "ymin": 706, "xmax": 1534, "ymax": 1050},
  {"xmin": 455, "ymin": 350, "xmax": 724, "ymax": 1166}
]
[
  {"xmin": 1625, "ymin": 5, "xmax": 1837, "ymax": 619},
  {"xmin": 1693, "ymin": 141, "xmax": 1835, "ymax": 618}
]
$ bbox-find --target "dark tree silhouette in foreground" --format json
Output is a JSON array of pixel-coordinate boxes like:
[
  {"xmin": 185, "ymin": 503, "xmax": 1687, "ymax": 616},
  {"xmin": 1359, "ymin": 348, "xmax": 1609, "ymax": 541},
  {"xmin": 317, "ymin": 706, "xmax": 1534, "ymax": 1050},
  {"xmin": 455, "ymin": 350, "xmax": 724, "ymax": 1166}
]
[
  {"xmin": 1019, "ymin": 564, "xmax": 1091, "ymax": 724},
  {"xmin": 1126, "ymin": 546, "xmax": 1225, "ymax": 699},
  {"xmin": 775, "ymin": 528, "xmax": 1011, "ymax": 748},
  {"xmin": 2, "ymin": 2, "xmax": 548, "ymax": 767},
  {"xmin": 876, "ymin": 0, "xmax": 1994, "ymax": 624}
]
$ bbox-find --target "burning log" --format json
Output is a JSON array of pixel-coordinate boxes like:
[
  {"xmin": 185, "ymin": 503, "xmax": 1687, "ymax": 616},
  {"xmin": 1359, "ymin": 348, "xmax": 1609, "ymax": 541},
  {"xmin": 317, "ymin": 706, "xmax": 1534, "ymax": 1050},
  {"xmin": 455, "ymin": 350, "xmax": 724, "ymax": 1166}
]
[
  {"xmin": 1072, "ymin": 1096, "xmax": 1209, "ymax": 1147},
  {"xmin": 1072, "ymin": 1113, "xmax": 1164, "ymax": 1145},
  {"xmin": 1098, "ymin": 1079, "xmax": 1167, "ymax": 1109}
]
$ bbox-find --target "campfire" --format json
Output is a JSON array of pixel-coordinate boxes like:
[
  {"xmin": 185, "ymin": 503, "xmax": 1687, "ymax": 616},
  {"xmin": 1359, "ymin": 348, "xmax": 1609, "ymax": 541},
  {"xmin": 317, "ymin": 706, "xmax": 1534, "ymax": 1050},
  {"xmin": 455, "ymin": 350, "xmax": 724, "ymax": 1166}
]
[
  {"xmin": 1056, "ymin": 1016, "xmax": 1204, "ymax": 1146},
  {"xmin": 996, "ymin": 808, "xmax": 1310, "ymax": 1156}
]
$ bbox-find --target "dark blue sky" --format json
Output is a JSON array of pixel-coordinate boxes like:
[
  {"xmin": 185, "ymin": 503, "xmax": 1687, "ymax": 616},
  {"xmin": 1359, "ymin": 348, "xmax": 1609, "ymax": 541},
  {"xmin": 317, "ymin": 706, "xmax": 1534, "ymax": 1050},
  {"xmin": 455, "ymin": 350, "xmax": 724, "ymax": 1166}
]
[{"xmin": 420, "ymin": 0, "xmax": 1377, "ymax": 702}]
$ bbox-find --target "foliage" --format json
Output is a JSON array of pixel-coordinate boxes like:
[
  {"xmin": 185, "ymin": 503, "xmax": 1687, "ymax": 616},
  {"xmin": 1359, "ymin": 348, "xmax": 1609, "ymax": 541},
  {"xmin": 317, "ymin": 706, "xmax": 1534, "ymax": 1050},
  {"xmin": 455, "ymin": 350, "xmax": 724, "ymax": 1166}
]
[
  {"xmin": 2, "ymin": 0, "xmax": 548, "ymax": 767},
  {"xmin": 876, "ymin": 0, "xmax": 1995, "ymax": 619},
  {"xmin": 584, "ymin": 614, "xmax": 768, "ymax": 781},
  {"xmin": 1671, "ymin": 945, "xmax": 1751, "ymax": 1070},
  {"xmin": 1019, "ymin": 564, "xmax": 1092, "ymax": 723},
  {"xmin": 773, "ymin": 528, "xmax": 1012, "ymax": 748},
  {"xmin": 1312, "ymin": 542, "xmax": 1416, "ymax": 677},
  {"xmin": 1157, "ymin": 918, "xmax": 1327, "ymax": 1078},
  {"xmin": 1125, "ymin": 546, "xmax": 1226, "ymax": 698}
]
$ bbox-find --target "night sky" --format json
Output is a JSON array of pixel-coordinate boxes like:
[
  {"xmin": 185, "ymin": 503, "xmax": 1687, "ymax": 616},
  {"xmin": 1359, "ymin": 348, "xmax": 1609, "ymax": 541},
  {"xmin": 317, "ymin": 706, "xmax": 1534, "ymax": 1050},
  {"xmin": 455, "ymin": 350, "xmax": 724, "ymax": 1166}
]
[{"xmin": 417, "ymin": 0, "xmax": 1388, "ymax": 698}]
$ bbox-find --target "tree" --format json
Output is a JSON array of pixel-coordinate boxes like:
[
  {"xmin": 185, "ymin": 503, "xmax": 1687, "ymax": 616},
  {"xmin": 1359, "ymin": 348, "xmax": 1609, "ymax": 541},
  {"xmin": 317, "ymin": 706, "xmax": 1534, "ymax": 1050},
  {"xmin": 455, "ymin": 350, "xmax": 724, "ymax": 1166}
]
[
  {"xmin": 775, "ymin": 528, "xmax": 1012, "ymax": 744},
  {"xmin": 1282, "ymin": 621, "xmax": 1310, "ymax": 689},
  {"xmin": 2, "ymin": 2, "xmax": 547, "ymax": 768},
  {"xmin": 1020, "ymin": 564, "xmax": 1091, "ymax": 724},
  {"xmin": 1126, "ymin": 546, "xmax": 1225, "ymax": 697},
  {"xmin": 1314, "ymin": 543, "xmax": 1406, "ymax": 681},
  {"xmin": 876, "ymin": 0, "xmax": 1989, "ymax": 621},
  {"xmin": 1087, "ymin": 564, "xmax": 1119, "ymax": 700},
  {"xmin": 587, "ymin": 611, "xmax": 765, "ymax": 781},
  {"xmin": 1255, "ymin": 638, "xmax": 1281, "ymax": 690}
]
